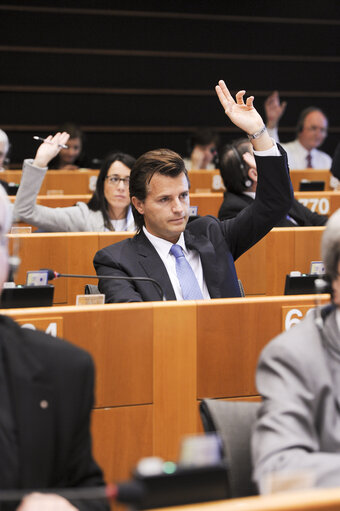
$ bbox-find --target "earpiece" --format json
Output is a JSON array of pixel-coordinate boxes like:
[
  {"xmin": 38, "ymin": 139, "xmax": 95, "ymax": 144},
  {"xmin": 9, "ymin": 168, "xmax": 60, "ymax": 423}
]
[{"xmin": 231, "ymin": 145, "xmax": 252, "ymax": 188}]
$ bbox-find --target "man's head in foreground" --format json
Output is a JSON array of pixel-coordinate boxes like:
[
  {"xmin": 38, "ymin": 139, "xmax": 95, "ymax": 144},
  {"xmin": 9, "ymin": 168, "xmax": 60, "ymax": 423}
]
[
  {"xmin": 130, "ymin": 149, "xmax": 190, "ymax": 244},
  {"xmin": 322, "ymin": 209, "xmax": 340, "ymax": 306}
]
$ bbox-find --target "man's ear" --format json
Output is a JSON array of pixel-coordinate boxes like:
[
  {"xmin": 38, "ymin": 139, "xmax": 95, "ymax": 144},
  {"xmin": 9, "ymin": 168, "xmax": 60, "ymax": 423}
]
[
  {"xmin": 248, "ymin": 168, "xmax": 258, "ymax": 183},
  {"xmin": 131, "ymin": 196, "xmax": 145, "ymax": 215}
]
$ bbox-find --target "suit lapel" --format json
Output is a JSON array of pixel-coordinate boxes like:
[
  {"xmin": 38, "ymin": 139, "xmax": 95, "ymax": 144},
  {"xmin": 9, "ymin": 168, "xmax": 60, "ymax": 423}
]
[
  {"xmin": 184, "ymin": 230, "xmax": 222, "ymax": 298},
  {"xmin": 3, "ymin": 322, "xmax": 56, "ymax": 488},
  {"xmin": 134, "ymin": 232, "xmax": 177, "ymax": 300}
]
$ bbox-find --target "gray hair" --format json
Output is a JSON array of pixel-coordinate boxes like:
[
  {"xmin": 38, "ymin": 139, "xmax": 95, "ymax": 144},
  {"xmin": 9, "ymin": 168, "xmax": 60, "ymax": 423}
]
[
  {"xmin": 0, "ymin": 129, "xmax": 9, "ymax": 155},
  {"xmin": 321, "ymin": 209, "xmax": 340, "ymax": 281},
  {"xmin": 0, "ymin": 184, "xmax": 12, "ymax": 236}
]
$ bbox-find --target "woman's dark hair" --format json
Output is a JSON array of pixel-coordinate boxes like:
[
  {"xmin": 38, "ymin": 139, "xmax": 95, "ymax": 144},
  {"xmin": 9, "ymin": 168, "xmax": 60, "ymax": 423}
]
[
  {"xmin": 129, "ymin": 148, "xmax": 189, "ymax": 232},
  {"xmin": 87, "ymin": 152, "xmax": 136, "ymax": 230},
  {"xmin": 219, "ymin": 138, "xmax": 252, "ymax": 194},
  {"xmin": 49, "ymin": 122, "xmax": 85, "ymax": 169}
]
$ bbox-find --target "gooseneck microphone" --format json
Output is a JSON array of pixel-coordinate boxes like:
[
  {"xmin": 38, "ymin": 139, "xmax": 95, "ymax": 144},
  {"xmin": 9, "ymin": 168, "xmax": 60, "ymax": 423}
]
[{"xmin": 42, "ymin": 269, "xmax": 166, "ymax": 301}]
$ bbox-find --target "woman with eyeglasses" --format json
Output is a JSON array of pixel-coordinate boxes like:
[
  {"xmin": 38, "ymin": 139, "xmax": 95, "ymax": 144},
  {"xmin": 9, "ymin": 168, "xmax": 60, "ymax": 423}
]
[{"xmin": 13, "ymin": 132, "xmax": 136, "ymax": 232}]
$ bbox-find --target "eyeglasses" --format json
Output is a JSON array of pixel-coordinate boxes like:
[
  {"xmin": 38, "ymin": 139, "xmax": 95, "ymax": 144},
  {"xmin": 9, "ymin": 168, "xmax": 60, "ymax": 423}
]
[
  {"xmin": 105, "ymin": 175, "xmax": 130, "ymax": 186},
  {"xmin": 305, "ymin": 126, "xmax": 328, "ymax": 134}
]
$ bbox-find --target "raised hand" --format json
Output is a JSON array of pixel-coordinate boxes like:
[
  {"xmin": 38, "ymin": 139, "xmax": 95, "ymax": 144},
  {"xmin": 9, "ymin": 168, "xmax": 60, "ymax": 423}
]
[
  {"xmin": 33, "ymin": 132, "xmax": 70, "ymax": 169},
  {"xmin": 264, "ymin": 90, "xmax": 287, "ymax": 129},
  {"xmin": 216, "ymin": 80, "xmax": 274, "ymax": 151},
  {"xmin": 215, "ymin": 80, "xmax": 265, "ymax": 135}
]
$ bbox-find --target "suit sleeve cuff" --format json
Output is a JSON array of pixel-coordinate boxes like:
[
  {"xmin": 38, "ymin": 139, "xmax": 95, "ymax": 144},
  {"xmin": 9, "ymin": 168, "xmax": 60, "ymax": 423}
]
[{"xmin": 253, "ymin": 139, "xmax": 281, "ymax": 157}]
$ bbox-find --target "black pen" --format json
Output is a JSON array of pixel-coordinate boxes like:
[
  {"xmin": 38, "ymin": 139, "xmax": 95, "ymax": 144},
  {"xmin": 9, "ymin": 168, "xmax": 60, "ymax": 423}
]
[{"xmin": 33, "ymin": 136, "xmax": 68, "ymax": 149}]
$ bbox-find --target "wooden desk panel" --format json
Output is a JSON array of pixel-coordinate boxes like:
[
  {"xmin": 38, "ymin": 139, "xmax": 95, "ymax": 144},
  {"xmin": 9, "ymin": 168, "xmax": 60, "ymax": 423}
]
[
  {"xmin": 188, "ymin": 170, "xmax": 224, "ymax": 193},
  {"xmin": 154, "ymin": 487, "xmax": 340, "ymax": 511},
  {"xmin": 7, "ymin": 232, "xmax": 133, "ymax": 305},
  {"xmin": 91, "ymin": 405, "xmax": 153, "ymax": 483},
  {"xmin": 290, "ymin": 169, "xmax": 332, "ymax": 191},
  {"xmin": 196, "ymin": 295, "xmax": 329, "ymax": 399},
  {"xmin": 4, "ymin": 297, "xmax": 329, "ymax": 482},
  {"xmin": 295, "ymin": 191, "xmax": 340, "ymax": 216},
  {"xmin": 189, "ymin": 193, "xmax": 223, "ymax": 217},
  {"xmin": 236, "ymin": 227, "xmax": 325, "ymax": 296},
  {"xmin": 2, "ymin": 169, "xmax": 99, "ymax": 194}
]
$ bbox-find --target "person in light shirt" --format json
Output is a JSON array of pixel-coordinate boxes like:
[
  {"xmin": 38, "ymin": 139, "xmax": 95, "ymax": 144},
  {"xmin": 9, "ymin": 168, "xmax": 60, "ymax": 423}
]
[
  {"xmin": 264, "ymin": 91, "xmax": 332, "ymax": 170},
  {"xmin": 13, "ymin": 133, "xmax": 136, "ymax": 232}
]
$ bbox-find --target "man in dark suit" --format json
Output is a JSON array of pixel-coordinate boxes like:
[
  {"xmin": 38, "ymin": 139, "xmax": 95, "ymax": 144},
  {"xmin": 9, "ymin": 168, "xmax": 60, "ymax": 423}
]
[
  {"xmin": 93, "ymin": 81, "xmax": 293, "ymax": 303},
  {"xmin": 218, "ymin": 138, "xmax": 328, "ymax": 227},
  {"xmin": 0, "ymin": 188, "xmax": 108, "ymax": 511}
]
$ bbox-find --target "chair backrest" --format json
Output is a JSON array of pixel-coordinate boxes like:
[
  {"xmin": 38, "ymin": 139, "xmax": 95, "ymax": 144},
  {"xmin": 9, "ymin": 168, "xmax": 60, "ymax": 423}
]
[
  {"xmin": 85, "ymin": 284, "xmax": 100, "ymax": 294},
  {"xmin": 200, "ymin": 398, "xmax": 260, "ymax": 498}
]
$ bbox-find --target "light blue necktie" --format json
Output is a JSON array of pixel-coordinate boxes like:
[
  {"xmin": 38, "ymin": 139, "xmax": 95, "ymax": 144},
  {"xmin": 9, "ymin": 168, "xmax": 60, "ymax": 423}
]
[{"xmin": 170, "ymin": 244, "xmax": 204, "ymax": 300}]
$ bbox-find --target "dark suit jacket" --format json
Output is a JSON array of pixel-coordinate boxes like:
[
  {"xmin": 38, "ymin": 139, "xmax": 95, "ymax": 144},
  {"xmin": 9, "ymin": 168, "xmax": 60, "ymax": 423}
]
[
  {"xmin": 218, "ymin": 191, "xmax": 328, "ymax": 227},
  {"xmin": 0, "ymin": 314, "xmax": 108, "ymax": 511},
  {"xmin": 94, "ymin": 148, "xmax": 292, "ymax": 303}
]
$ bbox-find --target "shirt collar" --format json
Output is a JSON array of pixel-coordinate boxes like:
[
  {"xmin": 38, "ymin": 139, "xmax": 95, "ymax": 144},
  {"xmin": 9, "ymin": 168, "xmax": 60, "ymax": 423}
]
[
  {"xmin": 142, "ymin": 226, "xmax": 187, "ymax": 257},
  {"xmin": 242, "ymin": 191, "xmax": 256, "ymax": 200},
  {"xmin": 295, "ymin": 139, "xmax": 317, "ymax": 156}
]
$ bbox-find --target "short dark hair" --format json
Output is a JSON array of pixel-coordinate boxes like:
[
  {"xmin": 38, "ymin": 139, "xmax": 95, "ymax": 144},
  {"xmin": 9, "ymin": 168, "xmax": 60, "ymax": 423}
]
[
  {"xmin": 296, "ymin": 107, "xmax": 328, "ymax": 135},
  {"xmin": 129, "ymin": 148, "xmax": 189, "ymax": 232},
  {"xmin": 219, "ymin": 138, "xmax": 251, "ymax": 194},
  {"xmin": 87, "ymin": 152, "xmax": 136, "ymax": 230}
]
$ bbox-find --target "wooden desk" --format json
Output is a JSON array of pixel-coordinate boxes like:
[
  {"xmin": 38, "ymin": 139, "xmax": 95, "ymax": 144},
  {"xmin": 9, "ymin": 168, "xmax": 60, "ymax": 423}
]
[
  {"xmin": 235, "ymin": 227, "xmax": 324, "ymax": 296},
  {"xmin": 2, "ymin": 169, "xmax": 99, "ymax": 194},
  {"xmin": 152, "ymin": 487, "xmax": 340, "ymax": 511},
  {"xmin": 8, "ymin": 232, "xmax": 133, "ymax": 305},
  {"xmin": 290, "ymin": 169, "xmax": 332, "ymax": 192},
  {"xmin": 8, "ymin": 227, "xmax": 324, "ymax": 304},
  {"xmin": 9, "ymin": 193, "xmax": 223, "ymax": 218},
  {"xmin": 4, "ymin": 296, "xmax": 329, "ymax": 483},
  {"xmin": 188, "ymin": 170, "xmax": 224, "ymax": 193},
  {"xmin": 294, "ymin": 191, "xmax": 340, "ymax": 216}
]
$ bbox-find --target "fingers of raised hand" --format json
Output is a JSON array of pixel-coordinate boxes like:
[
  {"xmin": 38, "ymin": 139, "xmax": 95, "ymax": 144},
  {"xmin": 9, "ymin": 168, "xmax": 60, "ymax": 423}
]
[
  {"xmin": 235, "ymin": 90, "xmax": 246, "ymax": 105},
  {"xmin": 217, "ymin": 80, "xmax": 234, "ymax": 101},
  {"xmin": 245, "ymin": 96, "xmax": 254, "ymax": 108}
]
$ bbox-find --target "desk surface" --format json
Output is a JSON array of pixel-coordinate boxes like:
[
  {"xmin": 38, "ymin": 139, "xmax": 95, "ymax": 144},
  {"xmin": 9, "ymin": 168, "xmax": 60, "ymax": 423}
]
[{"xmin": 150, "ymin": 487, "xmax": 340, "ymax": 511}]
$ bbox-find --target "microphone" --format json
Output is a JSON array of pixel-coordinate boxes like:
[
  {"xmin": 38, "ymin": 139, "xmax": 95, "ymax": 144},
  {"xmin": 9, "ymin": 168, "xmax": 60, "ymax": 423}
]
[
  {"xmin": 0, "ymin": 461, "xmax": 228, "ymax": 508},
  {"xmin": 0, "ymin": 482, "xmax": 143, "ymax": 504},
  {"xmin": 41, "ymin": 268, "xmax": 166, "ymax": 301}
]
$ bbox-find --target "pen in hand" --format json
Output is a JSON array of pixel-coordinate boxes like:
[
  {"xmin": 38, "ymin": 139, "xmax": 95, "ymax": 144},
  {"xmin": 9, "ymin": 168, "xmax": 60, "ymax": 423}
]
[{"xmin": 33, "ymin": 136, "xmax": 68, "ymax": 149}]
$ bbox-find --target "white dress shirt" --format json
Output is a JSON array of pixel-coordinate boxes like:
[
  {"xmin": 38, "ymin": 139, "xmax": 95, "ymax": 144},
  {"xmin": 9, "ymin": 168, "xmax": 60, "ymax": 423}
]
[
  {"xmin": 268, "ymin": 127, "xmax": 332, "ymax": 170},
  {"xmin": 143, "ymin": 227, "xmax": 210, "ymax": 300}
]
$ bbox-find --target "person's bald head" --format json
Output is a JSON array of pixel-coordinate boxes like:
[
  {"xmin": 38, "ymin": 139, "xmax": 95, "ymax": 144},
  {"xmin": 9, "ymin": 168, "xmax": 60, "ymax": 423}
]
[{"xmin": 0, "ymin": 185, "xmax": 12, "ymax": 291}]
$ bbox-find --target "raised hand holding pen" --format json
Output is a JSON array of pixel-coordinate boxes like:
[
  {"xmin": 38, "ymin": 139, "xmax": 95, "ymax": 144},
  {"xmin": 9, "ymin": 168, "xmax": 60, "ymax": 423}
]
[{"xmin": 33, "ymin": 132, "xmax": 70, "ymax": 169}]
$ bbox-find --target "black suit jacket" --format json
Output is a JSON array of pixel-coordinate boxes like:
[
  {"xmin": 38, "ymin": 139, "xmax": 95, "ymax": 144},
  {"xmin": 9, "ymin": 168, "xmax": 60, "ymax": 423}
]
[
  {"xmin": 0, "ymin": 315, "xmax": 108, "ymax": 511},
  {"xmin": 94, "ymin": 148, "xmax": 293, "ymax": 303},
  {"xmin": 218, "ymin": 191, "xmax": 327, "ymax": 227}
]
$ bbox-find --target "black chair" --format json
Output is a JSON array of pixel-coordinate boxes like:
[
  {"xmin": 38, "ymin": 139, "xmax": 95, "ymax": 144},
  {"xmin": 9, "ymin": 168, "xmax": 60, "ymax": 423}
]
[
  {"xmin": 84, "ymin": 284, "xmax": 100, "ymax": 294},
  {"xmin": 200, "ymin": 398, "xmax": 260, "ymax": 498}
]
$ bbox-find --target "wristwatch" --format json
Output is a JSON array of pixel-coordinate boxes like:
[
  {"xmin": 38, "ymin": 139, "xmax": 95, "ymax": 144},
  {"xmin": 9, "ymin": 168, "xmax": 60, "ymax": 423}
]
[{"xmin": 247, "ymin": 125, "xmax": 267, "ymax": 140}]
